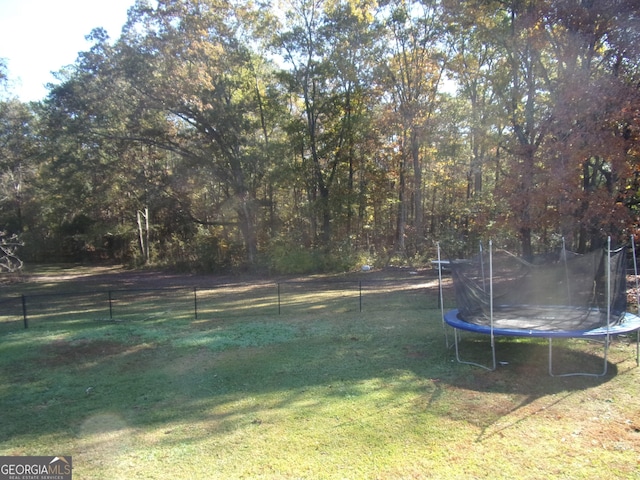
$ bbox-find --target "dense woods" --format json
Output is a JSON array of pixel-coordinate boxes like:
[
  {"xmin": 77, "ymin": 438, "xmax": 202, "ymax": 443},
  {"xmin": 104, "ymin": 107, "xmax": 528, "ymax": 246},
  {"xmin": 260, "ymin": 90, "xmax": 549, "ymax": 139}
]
[{"xmin": 1, "ymin": 0, "xmax": 639, "ymax": 273}]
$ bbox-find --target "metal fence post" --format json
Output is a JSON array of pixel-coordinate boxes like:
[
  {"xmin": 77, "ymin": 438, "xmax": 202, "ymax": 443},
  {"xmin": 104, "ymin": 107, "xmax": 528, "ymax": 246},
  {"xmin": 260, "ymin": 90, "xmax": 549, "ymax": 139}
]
[
  {"xmin": 359, "ymin": 281, "xmax": 362, "ymax": 312},
  {"xmin": 194, "ymin": 287, "xmax": 198, "ymax": 320},
  {"xmin": 277, "ymin": 283, "xmax": 281, "ymax": 314},
  {"xmin": 108, "ymin": 290, "xmax": 113, "ymax": 320},
  {"xmin": 22, "ymin": 294, "xmax": 28, "ymax": 329}
]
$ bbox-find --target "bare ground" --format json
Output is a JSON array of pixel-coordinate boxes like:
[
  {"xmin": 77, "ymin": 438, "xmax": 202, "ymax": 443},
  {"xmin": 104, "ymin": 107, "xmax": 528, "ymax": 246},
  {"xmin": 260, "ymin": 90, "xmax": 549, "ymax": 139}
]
[{"xmin": 3, "ymin": 264, "xmax": 443, "ymax": 291}]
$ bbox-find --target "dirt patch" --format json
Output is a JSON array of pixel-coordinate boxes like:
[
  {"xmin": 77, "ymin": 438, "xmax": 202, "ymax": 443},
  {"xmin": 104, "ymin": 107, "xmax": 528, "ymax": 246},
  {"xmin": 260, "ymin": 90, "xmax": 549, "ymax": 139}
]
[
  {"xmin": 43, "ymin": 339, "xmax": 134, "ymax": 366},
  {"xmin": 581, "ymin": 414, "xmax": 640, "ymax": 450},
  {"xmin": 15, "ymin": 264, "xmax": 443, "ymax": 290}
]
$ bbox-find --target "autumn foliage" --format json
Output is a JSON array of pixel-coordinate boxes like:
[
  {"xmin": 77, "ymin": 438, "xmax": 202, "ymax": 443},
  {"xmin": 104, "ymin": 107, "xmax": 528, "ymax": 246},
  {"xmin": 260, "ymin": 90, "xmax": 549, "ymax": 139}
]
[{"xmin": 1, "ymin": 0, "xmax": 639, "ymax": 269}]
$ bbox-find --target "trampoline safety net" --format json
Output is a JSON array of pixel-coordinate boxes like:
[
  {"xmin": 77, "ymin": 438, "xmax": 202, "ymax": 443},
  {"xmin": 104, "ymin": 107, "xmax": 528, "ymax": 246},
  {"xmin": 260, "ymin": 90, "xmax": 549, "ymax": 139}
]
[{"xmin": 448, "ymin": 245, "xmax": 628, "ymax": 332}]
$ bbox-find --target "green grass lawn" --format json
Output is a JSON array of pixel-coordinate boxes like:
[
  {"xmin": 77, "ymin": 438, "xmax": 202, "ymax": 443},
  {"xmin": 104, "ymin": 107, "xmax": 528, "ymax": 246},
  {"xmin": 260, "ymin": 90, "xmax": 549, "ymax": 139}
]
[{"xmin": 1, "ymin": 267, "xmax": 639, "ymax": 479}]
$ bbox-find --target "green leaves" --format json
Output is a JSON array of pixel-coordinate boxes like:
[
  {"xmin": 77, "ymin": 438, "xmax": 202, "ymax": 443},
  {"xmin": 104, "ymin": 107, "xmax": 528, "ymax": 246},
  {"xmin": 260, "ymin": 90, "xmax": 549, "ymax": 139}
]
[{"xmin": 3, "ymin": 0, "xmax": 640, "ymax": 267}]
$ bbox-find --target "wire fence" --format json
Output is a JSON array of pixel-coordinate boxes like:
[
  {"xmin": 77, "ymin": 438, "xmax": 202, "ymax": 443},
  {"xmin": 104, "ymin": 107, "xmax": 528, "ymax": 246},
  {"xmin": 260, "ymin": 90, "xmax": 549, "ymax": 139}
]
[{"xmin": 0, "ymin": 276, "xmax": 447, "ymax": 333}]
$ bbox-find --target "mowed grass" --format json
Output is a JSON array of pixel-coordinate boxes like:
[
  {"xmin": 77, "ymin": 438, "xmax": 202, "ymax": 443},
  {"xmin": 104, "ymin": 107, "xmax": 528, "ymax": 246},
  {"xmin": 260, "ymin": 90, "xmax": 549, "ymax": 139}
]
[{"xmin": 1, "ymin": 267, "xmax": 640, "ymax": 479}]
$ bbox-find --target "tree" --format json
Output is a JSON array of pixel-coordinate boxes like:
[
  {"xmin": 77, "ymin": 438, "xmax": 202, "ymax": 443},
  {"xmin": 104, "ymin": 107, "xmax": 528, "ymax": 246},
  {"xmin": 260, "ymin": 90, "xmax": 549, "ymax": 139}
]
[
  {"xmin": 320, "ymin": 0, "xmax": 381, "ymax": 248},
  {"xmin": 377, "ymin": 0, "xmax": 447, "ymax": 255},
  {"xmin": 443, "ymin": 0, "xmax": 639, "ymax": 256},
  {"xmin": 38, "ymin": 28, "xmax": 152, "ymax": 261},
  {"xmin": 540, "ymin": 0, "xmax": 640, "ymax": 250},
  {"xmin": 442, "ymin": 2, "xmax": 509, "ymax": 249},
  {"xmin": 275, "ymin": 0, "xmax": 380, "ymax": 250},
  {"xmin": 40, "ymin": 0, "xmax": 282, "ymax": 266},
  {"xmin": 13, "ymin": 0, "xmax": 640, "ymax": 268},
  {"xmin": 0, "ymin": 100, "xmax": 37, "ymax": 236},
  {"xmin": 118, "ymin": 0, "xmax": 272, "ymax": 263},
  {"xmin": 275, "ymin": 0, "xmax": 338, "ymax": 246},
  {"xmin": 0, "ymin": 231, "xmax": 23, "ymax": 271},
  {"xmin": 0, "ymin": 59, "xmax": 8, "ymax": 97}
]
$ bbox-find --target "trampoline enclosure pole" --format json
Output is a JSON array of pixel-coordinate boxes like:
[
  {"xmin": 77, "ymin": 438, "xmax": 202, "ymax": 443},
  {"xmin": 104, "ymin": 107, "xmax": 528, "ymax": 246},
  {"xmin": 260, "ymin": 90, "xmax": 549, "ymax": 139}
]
[
  {"xmin": 562, "ymin": 237, "xmax": 571, "ymax": 304},
  {"xmin": 436, "ymin": 242, "xmax": 449, "ymax": 347},
  {"xmin": 479, "ymin": 242, "xmax": 486, "ymax": 292},
  {"xmin": 632, "ymin": 235, "xmax": 640, "ymax": 312},
  {"xmin": 489, "ymin": 240, "xmax": 496, "ymax": 369},
  {"xmin": 607, "ymin": 237, "xmax": 611, "ymax": 338},
  {"xmin": 605, "ymin": 237, "xmax": 612, "ymax": 372},
  {"xmin": 633, "ymin": 235, "xmax": 640, "ymax": 366}
]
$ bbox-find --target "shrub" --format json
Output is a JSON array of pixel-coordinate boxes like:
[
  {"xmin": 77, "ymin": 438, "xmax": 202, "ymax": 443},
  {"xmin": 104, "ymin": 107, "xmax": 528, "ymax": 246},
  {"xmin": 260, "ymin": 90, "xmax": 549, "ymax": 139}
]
[{"xmin": 264, "ymin": 239, "xmax": 375, "ymax": 275}]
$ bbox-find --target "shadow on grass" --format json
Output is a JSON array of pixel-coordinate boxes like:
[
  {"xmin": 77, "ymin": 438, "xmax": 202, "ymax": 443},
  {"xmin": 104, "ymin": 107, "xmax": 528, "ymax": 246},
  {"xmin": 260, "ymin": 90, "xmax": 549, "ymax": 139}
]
[
  {"xmin": 0, "ymin": 316, "xmax": 412, "ymax": 432},
  {"xmin": 1, "ymin": 266, "xmax": 635, "ymax": 461},
  {"xmin": 2, "ymin": 311, "xmax": 630, "ymax": 452},
  {"xmin": 435, "ymin": 336, "xmax": 626, "ymax": 441}
]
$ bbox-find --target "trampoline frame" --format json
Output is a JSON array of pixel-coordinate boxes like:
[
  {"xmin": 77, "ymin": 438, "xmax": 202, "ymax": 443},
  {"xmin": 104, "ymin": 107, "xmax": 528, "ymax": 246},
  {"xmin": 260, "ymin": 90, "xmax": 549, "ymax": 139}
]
[
  {"xmin": 437, "ymin": 237, "xmax": 640, "ymax": 377},
  {"xmin": 443, "ymin": 308, "xmax": 640, "ymax": 376}
]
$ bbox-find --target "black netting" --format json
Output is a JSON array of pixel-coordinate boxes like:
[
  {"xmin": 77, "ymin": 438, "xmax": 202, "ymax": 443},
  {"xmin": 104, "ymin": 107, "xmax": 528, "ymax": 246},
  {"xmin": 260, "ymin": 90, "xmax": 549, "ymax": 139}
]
[{"xmin": 448, "ymin": 244, "xmax": 627, "ymax": 331}]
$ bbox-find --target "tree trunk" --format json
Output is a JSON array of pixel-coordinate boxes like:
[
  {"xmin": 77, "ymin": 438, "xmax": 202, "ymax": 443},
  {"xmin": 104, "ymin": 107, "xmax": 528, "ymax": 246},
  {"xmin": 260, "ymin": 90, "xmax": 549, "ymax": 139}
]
[
  {"xmin": 395, "ymin": 160, "xmax": 406, "ymax": 255},
  {"xmin": 238, "ymin": 204, "xmax": 257, "ymax": 265},
  {"xmin": 411, "ymin": 130, "xmax": 423, "ymax": 243}
]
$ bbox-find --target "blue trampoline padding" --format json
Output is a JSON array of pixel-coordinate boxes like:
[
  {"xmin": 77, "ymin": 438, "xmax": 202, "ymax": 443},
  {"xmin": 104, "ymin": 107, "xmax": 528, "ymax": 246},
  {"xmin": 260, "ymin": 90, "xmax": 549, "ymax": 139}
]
[{"xmin": 444, "ymin": 309, "xmax": 640, "ymax": 338}]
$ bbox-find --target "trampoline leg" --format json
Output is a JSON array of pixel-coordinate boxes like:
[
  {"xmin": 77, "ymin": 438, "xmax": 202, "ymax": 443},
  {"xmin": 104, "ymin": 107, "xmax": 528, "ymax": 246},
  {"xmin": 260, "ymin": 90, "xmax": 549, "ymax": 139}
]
[
  {"xmin": 548, "ymin": 338, "xmax": 608, "ymax": 377},
  {"xmin": 452, "ymin": 328, "xmax": 496, "ymax": 372}
]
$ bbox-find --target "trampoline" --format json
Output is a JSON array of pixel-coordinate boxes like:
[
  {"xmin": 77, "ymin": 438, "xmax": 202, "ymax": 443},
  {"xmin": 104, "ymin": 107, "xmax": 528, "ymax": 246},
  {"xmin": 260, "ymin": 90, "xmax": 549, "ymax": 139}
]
[{"xmin": 437, "ymin": 237, "xmax": 640, "ymax": 376}]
